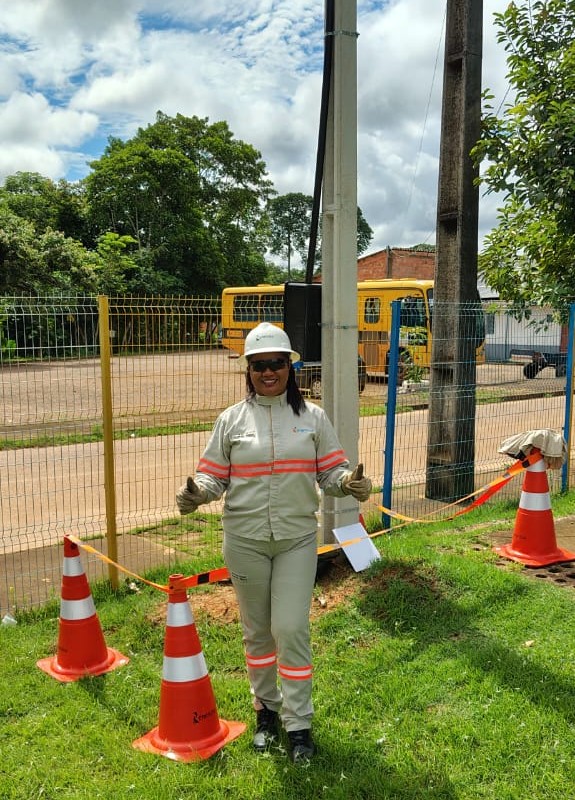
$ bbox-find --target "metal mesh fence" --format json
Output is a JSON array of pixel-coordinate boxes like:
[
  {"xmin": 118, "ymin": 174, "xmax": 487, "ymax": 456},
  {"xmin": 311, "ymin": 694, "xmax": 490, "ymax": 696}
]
[{"xmin": 0, "ymin": 296, "xmax": 572, "ymax": 614}]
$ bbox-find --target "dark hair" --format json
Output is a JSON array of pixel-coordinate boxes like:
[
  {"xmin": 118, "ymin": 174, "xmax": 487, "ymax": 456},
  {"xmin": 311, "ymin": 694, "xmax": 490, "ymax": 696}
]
[{"xmin": 245, "ymin": 364, "xmax": 306, "ymax": 415}]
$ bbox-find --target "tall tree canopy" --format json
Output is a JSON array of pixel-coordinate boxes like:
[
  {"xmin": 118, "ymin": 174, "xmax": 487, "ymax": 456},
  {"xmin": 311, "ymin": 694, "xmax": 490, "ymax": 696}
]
[
  {"xmin": 267, "ymin": 193, "xmax": 312, "ymax": 276},
  {"xmin": 85, "ymin": 112, "xmax": 272, "ymax": 295},
  {"xmin": 266, "ymin": 193, "xmax": 373, "ymax": 277},
  {"xmin": 473, "ymin": 0, "xmax": 575, "ymax": 316},
  {"xmin": 0, "ymin": 172, "xmax": 91, "ymax": 244}
]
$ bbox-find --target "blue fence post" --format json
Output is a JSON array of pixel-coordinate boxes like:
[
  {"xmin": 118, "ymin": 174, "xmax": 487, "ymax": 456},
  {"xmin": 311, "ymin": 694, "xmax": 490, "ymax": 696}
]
[
  {"xmin": 562, "ymin": 302, "xmax": 575, "ymax": 492},
  {"xmin": 382, "ymin": 300, "xmax": 401, "ymax": 529}
]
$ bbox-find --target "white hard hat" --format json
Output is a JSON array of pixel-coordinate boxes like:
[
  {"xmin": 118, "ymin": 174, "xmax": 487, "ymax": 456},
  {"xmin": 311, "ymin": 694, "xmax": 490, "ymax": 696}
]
[{"xmin": 241, "ymin": 322, "xmax": 300, "ymax": 365}]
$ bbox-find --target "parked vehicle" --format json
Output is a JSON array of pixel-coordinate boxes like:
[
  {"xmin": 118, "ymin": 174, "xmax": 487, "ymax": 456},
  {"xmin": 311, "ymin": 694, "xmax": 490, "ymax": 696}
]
[
  {"xmin": 221, "ymin": 279, "xmax": 485, "ymax": 381},
  {"xmin": 295, "ymin": 356, "xmax": 367, "ymax": 398}
]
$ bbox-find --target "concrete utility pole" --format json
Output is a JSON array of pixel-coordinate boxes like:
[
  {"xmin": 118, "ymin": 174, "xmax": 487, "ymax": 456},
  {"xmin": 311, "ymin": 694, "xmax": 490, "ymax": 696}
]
[
  {"xmin": 425, "ymin": 0, "xmax": 483, "ymax": 502},
  {"xmin": 321, "ymin": 0, "xmax": 359, "ymax": 544}
]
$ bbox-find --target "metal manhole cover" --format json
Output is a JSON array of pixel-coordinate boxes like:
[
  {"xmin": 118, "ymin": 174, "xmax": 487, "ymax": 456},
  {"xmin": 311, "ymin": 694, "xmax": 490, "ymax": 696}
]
[{"xmin": 522, "ymin": 561, "xmax": 575, "ymax": 588}]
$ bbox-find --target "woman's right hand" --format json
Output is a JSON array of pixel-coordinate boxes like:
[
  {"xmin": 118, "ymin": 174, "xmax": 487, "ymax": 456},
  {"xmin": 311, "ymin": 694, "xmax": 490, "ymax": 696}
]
[{"xmin": 176, "ymin": 477, "xmax": 208, "ymax": 514}]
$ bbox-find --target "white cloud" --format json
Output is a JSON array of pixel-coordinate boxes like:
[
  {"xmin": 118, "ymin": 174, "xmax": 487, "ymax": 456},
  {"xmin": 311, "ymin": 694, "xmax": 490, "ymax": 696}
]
[{"xmin": 0, "ymin": 0, "xmax": 513, "ymax": 248}]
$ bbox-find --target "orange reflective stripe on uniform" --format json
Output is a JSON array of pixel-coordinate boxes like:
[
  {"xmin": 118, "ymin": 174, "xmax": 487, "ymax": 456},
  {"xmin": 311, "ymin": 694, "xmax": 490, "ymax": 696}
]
[
  {"xmin": 197, "ymin": 456, "xmax": 230, "ymax": 479},
  {"xmin": 317, "ymin": 450, "xmax": 347, "ymax": 470},
  {"xmin": 231, "ymin": 459, "xmax": 319, "ymax": 478},
  {"xmin": 278, "ymin": 663, "xmax": 312, "ymax": 681},
  {"xmin": 246, "ymin": 651, "xmax": 277, "ymax": 669}
]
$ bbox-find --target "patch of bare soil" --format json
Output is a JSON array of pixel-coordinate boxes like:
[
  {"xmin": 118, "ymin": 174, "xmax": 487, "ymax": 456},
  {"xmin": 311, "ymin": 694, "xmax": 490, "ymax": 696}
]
[
  {"xmin": 147, "ymin": 556, "xmax": 361, "ymax": 626},
  {"xmin": 192, "ymin": 557, "xmax": 361, "ymax": 623}
]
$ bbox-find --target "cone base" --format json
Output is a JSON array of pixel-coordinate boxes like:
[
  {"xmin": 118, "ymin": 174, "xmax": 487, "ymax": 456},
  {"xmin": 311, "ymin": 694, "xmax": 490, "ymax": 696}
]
[
  {"xmin": 37, "ymin": 647, "xmax": 129, "ymax": 683},
  {"xmin": 133, "ymin": 718, "xmax": 246, "ymax": 762},
  {"xmin": 494, "ymin": 542, "xmax": 575, "ymax": 568}
]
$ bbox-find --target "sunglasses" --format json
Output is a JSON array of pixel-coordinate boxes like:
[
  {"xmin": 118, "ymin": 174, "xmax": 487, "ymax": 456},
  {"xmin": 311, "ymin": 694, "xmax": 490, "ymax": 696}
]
[{"xmin": 249, "ymin": 358, "xmax": 289, "ymax": 373}]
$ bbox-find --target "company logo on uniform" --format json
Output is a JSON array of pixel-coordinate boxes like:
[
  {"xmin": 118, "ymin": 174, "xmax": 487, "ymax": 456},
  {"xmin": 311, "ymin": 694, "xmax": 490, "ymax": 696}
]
[{"xmin": 292, "ymin": 426, "xmax": 314, "ymax": 433}]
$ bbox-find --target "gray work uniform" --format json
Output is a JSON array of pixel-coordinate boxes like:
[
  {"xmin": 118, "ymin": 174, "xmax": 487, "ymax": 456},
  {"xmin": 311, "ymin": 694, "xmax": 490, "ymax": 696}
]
[{"xmin": 193, "ymin": 392, "xmax": 350, "ymax": 731}]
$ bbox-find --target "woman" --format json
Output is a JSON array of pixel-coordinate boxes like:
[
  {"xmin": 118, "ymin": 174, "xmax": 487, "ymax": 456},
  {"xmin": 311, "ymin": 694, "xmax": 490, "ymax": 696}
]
[{"xmin": 176, "ymin": 322, "xmax": 372, "ymax": 763}]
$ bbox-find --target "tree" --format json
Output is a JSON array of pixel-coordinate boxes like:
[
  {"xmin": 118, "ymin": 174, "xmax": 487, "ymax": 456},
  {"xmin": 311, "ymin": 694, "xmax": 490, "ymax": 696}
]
[
  {"xmin": 85, "ymin": 112, "xmax": 272, "ymax": 295},
  {"xmin": 356, "ymin": 206, "xmax": 373, "ymax": 258},
  {"xmin": 1, "ymin": 172, "xmax": 91, "ymax": 244},
  {"xmin": 0, "ymin": 205, "xmax": 44, "ymax": 293},
  {"xmin": 473, "ymin": 0, "xmax": 575, "ymax": 317},
  {"xmin": 267, "ymin": 193, "xmax": 373, "ymax": 275},
  {"xmin": 313, "ymin": 205, "xmax": 373, "ymax": 270},
  {"xmin": 267, "ymin": 193, "xmax": 312, "ymax": 277},
  {"xmin": 0, "ymin": 203, "xmax": 100, "ymax": 294}
]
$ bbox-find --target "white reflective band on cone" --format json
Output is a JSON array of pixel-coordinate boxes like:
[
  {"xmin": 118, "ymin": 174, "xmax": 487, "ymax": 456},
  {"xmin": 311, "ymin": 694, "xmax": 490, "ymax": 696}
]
[
  {"xmin": 62, "ymin": 556, "xmax": 85, "ymax": 577},
  {"xmin": 530, "ymin": 459, "xmax": 546, "ymax": 473},
  {"xmin": 60, "ymin": 596, "xmax": 97, "ymax": 620},
  {"xmin": 163, "ymin": 653, "xmax": 208, "ymax": 682},
  {"xmin": 167, "ymin": 603, "xmax": 194, "ymax": 627},
  {"xmin": 519, "ymin": 491, "xmax": 551, "ymax": 512}
]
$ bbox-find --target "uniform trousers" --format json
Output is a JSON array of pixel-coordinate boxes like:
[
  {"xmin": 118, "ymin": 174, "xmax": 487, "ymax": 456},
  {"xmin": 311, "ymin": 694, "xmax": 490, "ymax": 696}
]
[{"xmin": 223, "ymin": 531, "xmax": 317, "ymax": 732}]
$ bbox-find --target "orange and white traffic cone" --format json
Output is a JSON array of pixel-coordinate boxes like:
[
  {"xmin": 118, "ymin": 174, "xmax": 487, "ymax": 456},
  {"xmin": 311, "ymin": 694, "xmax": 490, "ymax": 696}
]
[
  {"xmin": 494, "ymin": 449, "xmax": 575, "ymax": 567},
  {"xmin": 37, "ymin": 536, "xmax": 129, "ymax": 682},
  {"xmin": 133, "ymin": 574, "xmax": 245, "ymax": 761}
]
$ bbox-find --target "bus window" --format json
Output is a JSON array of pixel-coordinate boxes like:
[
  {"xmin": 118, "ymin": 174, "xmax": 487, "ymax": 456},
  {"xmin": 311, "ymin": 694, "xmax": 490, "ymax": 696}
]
[
  {"xmin": 364, "ymin": 297, "xmax": 380, "ymax": 324},
  {"xmin": 260, "ymin": 293, "xmax": 283, "ymax": 322},
  {"xmin": 234, "ymin": 294, "xmax": 260, "ymax": 322},
  {"xmin": 399, "ymin": 295, "xmax": 425, "ymax": 328}
]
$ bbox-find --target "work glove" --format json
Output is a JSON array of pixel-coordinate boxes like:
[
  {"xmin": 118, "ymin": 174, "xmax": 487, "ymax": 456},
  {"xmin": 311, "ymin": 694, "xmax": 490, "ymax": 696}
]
[
  {"xmin": 341, "ymin": 463, "xmax": 372, "ymax": 502},
  {"xmin": 176, "ymin": 477, "xmax": 209, "ymax": 514}
]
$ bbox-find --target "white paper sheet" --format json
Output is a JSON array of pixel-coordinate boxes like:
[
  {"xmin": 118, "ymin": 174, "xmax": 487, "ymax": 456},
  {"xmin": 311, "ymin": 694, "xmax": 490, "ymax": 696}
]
[{"xmin": 332, "ymin": 522, "xmax": 381, "ymax": 572}]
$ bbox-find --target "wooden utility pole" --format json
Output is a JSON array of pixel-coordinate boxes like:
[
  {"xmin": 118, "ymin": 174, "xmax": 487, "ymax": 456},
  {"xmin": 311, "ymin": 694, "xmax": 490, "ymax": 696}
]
[{"xmin": 425, "ymin": 0, "xmax": 483, "ymax": 501}]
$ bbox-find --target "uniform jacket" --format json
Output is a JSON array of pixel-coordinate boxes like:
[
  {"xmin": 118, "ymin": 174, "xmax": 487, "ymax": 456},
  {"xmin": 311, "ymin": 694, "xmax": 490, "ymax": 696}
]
[{"xmin": 194, "ymin": 392, "xmax": 350, "ymax": 540}]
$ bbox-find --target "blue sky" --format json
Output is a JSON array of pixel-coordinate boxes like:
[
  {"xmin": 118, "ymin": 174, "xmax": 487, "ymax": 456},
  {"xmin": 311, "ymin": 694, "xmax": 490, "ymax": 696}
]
[{"xmin": 0, "ymin": 0, "xmax": 510, "ymax": 253}]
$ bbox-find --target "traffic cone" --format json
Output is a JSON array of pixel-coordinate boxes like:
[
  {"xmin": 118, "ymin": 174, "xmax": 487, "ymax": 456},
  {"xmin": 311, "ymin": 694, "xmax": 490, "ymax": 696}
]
[
  {"xmin": 37, "ymin": 536, "xmax": 129, "ymax": 682},
  {"xmin": 133, "ymin": 574, "xmax": 245, "ymax": 761},
  {"xmin": 494, "ymin": 450, "xmax": 575, "ymax": 567}
]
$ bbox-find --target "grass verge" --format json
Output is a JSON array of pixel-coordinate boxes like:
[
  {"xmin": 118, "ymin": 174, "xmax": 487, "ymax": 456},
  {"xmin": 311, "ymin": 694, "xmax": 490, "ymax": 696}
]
[{"xmin": 2, "ymin": 497, "xmax": 575, "ymax": 799}]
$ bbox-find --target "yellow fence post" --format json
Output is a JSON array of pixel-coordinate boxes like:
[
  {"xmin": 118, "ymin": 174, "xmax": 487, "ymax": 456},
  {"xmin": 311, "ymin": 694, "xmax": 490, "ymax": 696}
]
[{"xmin": 98, "ymin": 295, "xmax": 119, "ymax": 589}]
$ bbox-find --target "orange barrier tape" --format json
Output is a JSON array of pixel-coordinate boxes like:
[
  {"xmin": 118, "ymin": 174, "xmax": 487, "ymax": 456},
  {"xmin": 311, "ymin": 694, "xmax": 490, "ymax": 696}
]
[
  {"xmin": 65, "ymin": 535, "xmax": 231, "ymax": 594},
  {"xmin": 67, "ymin": 454, "xmax": 541, "ymax": 589},
  {"xmin": 378, "ymin": 451, "xmax": 542, "ymax": 525},
  {"xmin": 318, "ymin": 452, "xmax": 541, "ymax": 555}
]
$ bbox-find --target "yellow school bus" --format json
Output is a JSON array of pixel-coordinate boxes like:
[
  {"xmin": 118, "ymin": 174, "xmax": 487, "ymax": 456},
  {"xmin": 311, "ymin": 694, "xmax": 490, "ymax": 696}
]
[{"xmin": 221, "ymin": 280, "xmax": 484, "ymax": 378}]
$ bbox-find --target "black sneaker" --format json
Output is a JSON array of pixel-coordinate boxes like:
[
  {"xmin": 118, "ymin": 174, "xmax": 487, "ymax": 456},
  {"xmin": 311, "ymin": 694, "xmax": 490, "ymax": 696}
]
[
  {"xmin": 287, "ymin": 728, "xmax": 315, "ymax": 763},
  {"xmin": 253, "ymin": 704, "xmax": 279, "ymax": 752}
]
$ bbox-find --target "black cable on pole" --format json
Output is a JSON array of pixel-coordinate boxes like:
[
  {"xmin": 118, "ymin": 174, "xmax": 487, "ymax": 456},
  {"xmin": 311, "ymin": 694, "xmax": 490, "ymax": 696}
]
[{"xmin": 305, "ymin": 0, "xmax": 335, "ymax": 285}]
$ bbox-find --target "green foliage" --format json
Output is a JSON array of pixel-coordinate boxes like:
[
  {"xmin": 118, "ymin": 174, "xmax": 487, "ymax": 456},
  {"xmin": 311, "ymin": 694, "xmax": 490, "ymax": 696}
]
[
  {"xmin": 0, "ymin": 204, "xmax": 46, "ymax": 292},
  {"xmin": 356, "ymin": 205, "xmax": 374, "ymax": 257},
  {"xmin": 85, "ymin": 112, "xmax": 272, "ymax": 295},
  {"xmin": 266, "ymin": 193, "xmax": 373, "ymax": 275},
  {"xmin": 267, "ymin": 192, "xmax": 313, "ymax": 275},
  {"xmin": 473, "ymin": 0, "xmax": 575, "ymax": 318},
  {"xmin": 0, "ymin": 171, "xmax": 91, "ymax": 244}
]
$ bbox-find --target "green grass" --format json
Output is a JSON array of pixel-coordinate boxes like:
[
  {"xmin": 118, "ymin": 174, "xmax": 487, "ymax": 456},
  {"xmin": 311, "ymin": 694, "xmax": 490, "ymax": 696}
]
[
  {"xmin": 3, "ymin": 497, "xmax": 575, "ymax": 798},
  {"xmin": 0, "ymin": 420, "xmax": 214, "ymax": 451}
]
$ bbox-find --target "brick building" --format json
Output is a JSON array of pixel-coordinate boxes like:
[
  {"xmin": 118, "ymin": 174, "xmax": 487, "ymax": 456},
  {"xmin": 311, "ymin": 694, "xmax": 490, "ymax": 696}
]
[{"xmin": 357, "ymin": 247, "xmax": 435, "ymax": 281}]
